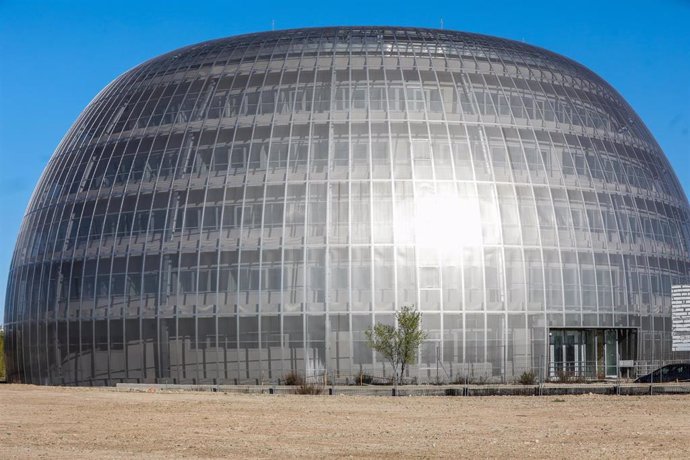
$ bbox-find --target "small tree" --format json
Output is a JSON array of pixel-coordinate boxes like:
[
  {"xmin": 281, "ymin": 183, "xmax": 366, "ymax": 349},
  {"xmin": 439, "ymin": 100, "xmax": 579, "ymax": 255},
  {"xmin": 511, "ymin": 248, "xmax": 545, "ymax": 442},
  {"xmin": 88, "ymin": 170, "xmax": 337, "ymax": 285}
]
[{"xmin": 365, "ymin": 305, "xmax": 427, "ymax": 385}]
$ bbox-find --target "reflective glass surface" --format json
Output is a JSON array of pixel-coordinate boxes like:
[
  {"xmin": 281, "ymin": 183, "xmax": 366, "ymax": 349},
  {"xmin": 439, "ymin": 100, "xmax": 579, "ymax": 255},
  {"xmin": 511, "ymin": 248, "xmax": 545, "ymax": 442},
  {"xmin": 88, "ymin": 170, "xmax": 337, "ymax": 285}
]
[{"xmin": 4, "ymin": 27, "xmax": 690, "ymax": 385}]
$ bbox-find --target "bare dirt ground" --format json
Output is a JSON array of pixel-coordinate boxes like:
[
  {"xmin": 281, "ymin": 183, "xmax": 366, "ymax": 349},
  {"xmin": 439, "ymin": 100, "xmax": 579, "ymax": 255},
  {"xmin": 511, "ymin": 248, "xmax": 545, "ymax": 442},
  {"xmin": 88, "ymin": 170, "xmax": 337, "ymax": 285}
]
[{"xmin": 1, "ymin": 385, "xmax": 689, "ymax": 459}]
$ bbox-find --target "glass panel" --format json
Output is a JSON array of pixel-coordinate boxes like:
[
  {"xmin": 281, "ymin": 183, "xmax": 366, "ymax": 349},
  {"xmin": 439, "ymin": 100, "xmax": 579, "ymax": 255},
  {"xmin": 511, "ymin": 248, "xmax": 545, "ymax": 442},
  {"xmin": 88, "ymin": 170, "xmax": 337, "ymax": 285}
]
[{"xmin": 7, "ymin": 28, "xmax": 688, "ymax": 387}]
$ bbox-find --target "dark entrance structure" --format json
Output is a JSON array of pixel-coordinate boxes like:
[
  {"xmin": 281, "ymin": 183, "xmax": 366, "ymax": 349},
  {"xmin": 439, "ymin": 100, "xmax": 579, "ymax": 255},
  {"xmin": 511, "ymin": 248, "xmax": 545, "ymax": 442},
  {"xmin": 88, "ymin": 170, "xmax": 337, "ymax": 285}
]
[{"xmin": 549, "ymin": 329, "xmax": 637, "ymax": 379}]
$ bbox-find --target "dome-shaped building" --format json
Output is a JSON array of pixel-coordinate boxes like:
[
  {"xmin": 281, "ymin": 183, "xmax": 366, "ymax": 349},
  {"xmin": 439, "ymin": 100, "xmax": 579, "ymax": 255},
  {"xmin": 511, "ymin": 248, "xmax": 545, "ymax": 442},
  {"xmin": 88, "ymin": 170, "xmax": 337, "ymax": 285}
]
[{"xmin": 4, "ymin": 27, "xmax": 690, "ymax": 385}]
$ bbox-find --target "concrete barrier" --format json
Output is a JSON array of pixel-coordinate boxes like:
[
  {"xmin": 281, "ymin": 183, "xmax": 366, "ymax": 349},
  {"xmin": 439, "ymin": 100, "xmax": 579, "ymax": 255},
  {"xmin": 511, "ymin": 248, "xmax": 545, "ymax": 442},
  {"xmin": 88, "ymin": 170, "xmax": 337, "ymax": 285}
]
[{"xmin": 114, "ymin": 382, "xmax": 690, "ymax": 396}]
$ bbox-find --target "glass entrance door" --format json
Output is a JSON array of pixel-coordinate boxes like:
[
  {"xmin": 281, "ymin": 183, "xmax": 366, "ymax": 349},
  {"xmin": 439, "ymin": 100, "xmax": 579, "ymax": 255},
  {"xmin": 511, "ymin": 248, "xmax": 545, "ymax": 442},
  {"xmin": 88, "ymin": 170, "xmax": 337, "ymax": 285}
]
[
  {"xmin": 549, "ymin": 328, "xmax": 633, "ymax": 380},
  {"xmin": 605, "ymin": 329, "xmax": 618, "ymax": 377},
  {"xmin": 549, "ymin": 330, "xmax": 588, "ymax": 378}
]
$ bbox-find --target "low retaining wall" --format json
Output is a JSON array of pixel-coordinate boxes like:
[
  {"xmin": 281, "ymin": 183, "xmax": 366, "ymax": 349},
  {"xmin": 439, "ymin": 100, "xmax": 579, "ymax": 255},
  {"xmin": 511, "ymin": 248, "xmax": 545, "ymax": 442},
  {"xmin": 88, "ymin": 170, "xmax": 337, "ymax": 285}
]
[{"xmin": 115, "ymin": 382, "xmax": 690, "ymax": 396}]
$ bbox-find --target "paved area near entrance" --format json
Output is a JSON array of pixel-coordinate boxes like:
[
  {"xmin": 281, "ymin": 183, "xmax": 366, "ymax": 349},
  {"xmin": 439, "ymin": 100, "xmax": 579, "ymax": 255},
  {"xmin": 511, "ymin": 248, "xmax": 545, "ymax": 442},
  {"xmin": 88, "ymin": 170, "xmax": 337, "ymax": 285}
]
[{"xmin": 1, "ymin": 384, "xmax": 689, "ymax": 458}]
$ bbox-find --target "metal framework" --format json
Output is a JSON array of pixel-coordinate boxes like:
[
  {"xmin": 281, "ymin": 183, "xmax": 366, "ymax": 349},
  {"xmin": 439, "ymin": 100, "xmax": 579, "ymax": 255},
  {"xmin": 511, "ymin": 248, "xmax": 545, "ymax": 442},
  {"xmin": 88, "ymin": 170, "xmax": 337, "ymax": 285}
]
[{"xmin": 4, "ymin": 27, "xmax": 690, "ymax": 385}]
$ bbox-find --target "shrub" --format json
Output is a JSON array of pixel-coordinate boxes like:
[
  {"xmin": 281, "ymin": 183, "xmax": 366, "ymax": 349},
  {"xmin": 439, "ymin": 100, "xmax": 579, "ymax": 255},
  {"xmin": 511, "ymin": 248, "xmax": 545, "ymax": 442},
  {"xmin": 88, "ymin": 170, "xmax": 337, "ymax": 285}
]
[
  {"xmin": 451, "ymin": 375, "xmax": 468, "ymax": 385},
  {"xmin": 555, "ymin": 370, "xmax": 572, "ymax": 383},
  {"xmin": 518, "ymin": 371, "xmax": 537, "ymax": 385},
  {"xmin": 355, "ymin": 370, "xmax": 374, "ymax": 385},
  {"xmin": 430, "ymin": 377, "xmax": 446, "ymax": 386},
  {"xmin": 467, "ymin": 376, "xmax": 489, "ymax": 385},
  {"xmin": 555, "ymin": 370, "xmax": 587, "ymax": 383},
  {"xmin": 451, "ymin": 375, "xmax": 490, "ymax": 385},
  {"xmin": 293, "ymin": 382, "xmax": 323, "ymax": 395},
  {"xmin": 283, "ymin": 371, "xmax": 304, "ymax": 386},
  {"xmin": 571, "ymin": 374, "xmax": 587, "ymax": 384}
]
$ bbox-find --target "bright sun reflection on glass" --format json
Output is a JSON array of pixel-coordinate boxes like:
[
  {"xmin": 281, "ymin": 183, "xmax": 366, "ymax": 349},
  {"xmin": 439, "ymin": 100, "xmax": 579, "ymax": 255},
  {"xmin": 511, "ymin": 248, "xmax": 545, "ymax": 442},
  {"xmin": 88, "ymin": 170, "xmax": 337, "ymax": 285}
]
[{"xmin": 414, "ymin": 192, "xmax": 482, "ymax": 251}]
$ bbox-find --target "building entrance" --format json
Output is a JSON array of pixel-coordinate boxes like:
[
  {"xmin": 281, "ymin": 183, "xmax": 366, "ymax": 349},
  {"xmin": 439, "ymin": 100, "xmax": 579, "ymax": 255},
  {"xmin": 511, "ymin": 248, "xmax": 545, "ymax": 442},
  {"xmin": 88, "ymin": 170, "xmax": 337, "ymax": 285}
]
[{"xmin": 548, "ymin": 329, "xmax": 637, "ymax": 379}]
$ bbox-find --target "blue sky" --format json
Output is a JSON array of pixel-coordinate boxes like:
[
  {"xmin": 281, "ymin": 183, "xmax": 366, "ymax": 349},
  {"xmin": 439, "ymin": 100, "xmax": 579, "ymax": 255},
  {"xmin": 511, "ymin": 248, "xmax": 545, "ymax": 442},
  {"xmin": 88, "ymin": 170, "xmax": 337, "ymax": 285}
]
[{"xmin": 1, "ymin": 0, "xmax": 689, "ymax": 320}]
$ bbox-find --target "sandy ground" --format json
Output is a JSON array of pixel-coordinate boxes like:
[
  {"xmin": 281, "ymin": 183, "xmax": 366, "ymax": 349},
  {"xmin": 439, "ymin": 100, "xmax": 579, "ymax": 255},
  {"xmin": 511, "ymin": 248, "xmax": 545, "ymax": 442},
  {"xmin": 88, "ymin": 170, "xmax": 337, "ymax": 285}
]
[{"xmin": 1, "ymin": 385, "xmax": 689, "ymax": 459}]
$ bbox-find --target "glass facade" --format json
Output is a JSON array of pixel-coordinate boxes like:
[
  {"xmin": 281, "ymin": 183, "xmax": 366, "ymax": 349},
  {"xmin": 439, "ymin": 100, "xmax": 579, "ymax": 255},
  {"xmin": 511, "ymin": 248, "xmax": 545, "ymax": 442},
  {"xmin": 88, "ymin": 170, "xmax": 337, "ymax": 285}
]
[{"xmin": 4, "ymin": 27, "xmax": 690, "ymax": 385}]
